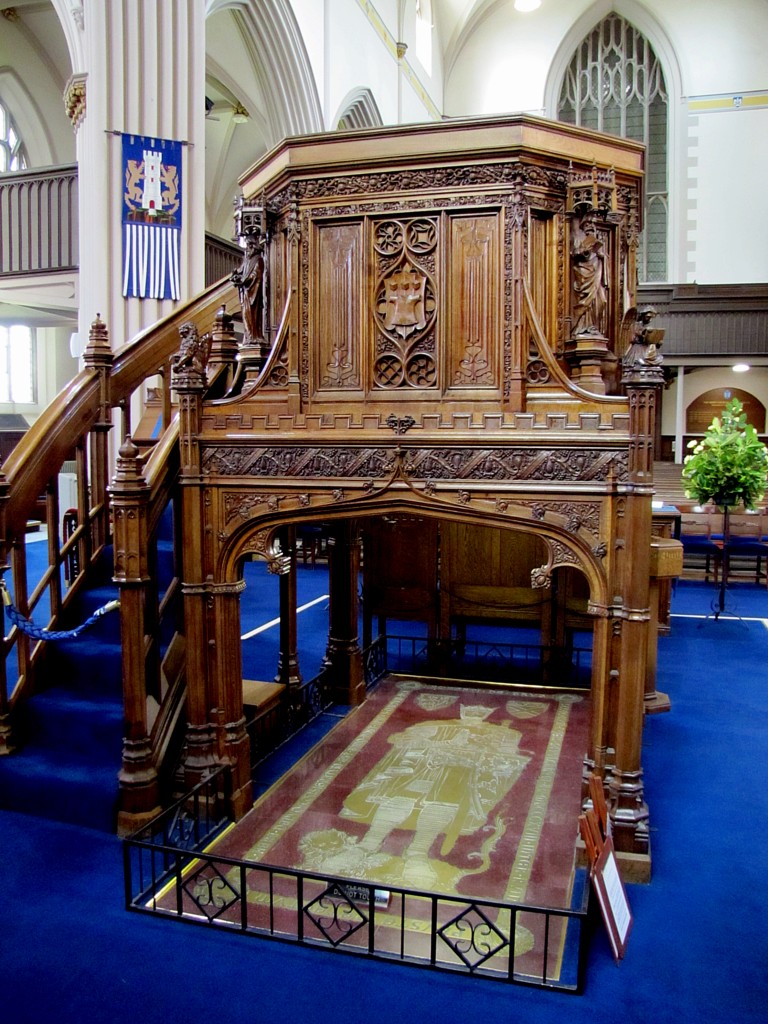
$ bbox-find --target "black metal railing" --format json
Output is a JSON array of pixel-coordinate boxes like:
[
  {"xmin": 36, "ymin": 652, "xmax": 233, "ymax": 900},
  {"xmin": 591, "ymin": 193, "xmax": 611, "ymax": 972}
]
[
  {"xmin": 247, "ymin": 672, "xmax": 334, "ymax": 770},
  {"xmin": 124, "ymin": 774, "xmax": 591, "ymax": 993},
  {"xmin": 364, "ymin": 635, "xmax": 592, "ymax": 689}
]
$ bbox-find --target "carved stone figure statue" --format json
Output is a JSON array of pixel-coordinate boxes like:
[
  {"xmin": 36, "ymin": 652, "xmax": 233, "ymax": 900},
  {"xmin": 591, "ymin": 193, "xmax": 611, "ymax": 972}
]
[
  {"xmin": 231, "ymin": 233, "xmax": 265, "ymax": 344},
  {"xmin": 570, "ymin": 214, "xmax": 609, "ymax": 337}
]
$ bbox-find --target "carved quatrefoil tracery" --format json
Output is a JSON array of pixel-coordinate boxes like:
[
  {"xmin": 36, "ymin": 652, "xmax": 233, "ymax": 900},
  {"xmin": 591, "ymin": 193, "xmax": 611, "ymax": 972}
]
[{"xmin": 373, "ymin": 217, "xmax": 438, "ymax": 390}]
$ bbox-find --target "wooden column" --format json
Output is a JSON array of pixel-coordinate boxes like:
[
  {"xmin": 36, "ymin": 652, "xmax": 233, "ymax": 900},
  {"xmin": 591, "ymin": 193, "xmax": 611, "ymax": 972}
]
[
  {"xmin": 509, "ymin": 199, "xmax": 527, "ymax": 412},
  {"xmin": 173, "ymin": 340, "xmax": 217, "ymax": 786},
  {"xmin": 587, "ymin": 612, "xmax": 612, "ymax": 778},
  {"xmin": 275, "ymin": 526, "xmax": 303, "ymax": 691},
  {"xmin": 609, "ymin": 359, "xmax": 665, "ymax": 874},
  {"xmin": 210, "ymin": 581, "xmax": 252, "ymax": 820},
  {"xmin": 645, "ymin": 537, "xmax": 683, "ymax": 714},
  {"xmin": 323, "ymin": 521, "xmax": 365, "ymax": 707},
  {"xmin": 81, "ymin": 315, "xmax": 114, "ymax": 556},
  {"xmin": 110, "ymin": 437, "xmax": 161, "ymax": 833}
]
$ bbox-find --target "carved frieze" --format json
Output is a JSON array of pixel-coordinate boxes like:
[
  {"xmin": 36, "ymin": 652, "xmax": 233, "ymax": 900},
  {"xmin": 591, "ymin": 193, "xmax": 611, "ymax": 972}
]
[
  {"xmin": 280, "ymin": 162, "xmax": 569, "ymax": 204},
  {"xmin": 202, "ymin": 445, "xmax": 628, "ymax": 483}
]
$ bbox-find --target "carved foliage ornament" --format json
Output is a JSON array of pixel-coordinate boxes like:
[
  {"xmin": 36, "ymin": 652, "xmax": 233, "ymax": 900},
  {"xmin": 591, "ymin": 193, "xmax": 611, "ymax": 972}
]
[
  {"xmin": 531, "ymin": 537, "xmax": 584, "ymax": 590},
  {"xmin": 202, "ymin": 445, "xmax": 628, "ymax": 482},
  {"xmin": 492, "ymin": 497, "xmax": 600, "ymax": 538},
  {"xmin": 224, "ymin": 492, "xmax": 285, "ymax": 523},
  {"xmin": 281, "ymin": 162, "xmax": 568, "ymax": 204},
  {"xmin": 241, "ymin": 530, "xmax": 291, "ymax": 575}
]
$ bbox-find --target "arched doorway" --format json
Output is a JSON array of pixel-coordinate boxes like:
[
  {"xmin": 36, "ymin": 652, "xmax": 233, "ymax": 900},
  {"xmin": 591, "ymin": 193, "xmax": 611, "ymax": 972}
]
[{"xmin": 224, "ymin": 502, "xmax": 610, "ymax": 781}]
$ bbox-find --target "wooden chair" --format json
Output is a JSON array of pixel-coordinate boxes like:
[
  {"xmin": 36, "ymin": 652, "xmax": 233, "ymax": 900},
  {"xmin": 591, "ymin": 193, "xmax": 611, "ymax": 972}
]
[
  {"xmin": 679, "ymin": 510, "xmax": 721, "ymax": 580},
  {"xmin": 722, "ymin": 510, "xmax": 767, "ymax": 584}
]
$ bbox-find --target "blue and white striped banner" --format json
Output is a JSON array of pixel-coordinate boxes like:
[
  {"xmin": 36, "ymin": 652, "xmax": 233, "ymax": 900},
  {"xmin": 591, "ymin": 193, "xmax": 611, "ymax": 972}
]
[{"xmin": 121, "ymin": 134, "xmax": 182, "ymax": 300}]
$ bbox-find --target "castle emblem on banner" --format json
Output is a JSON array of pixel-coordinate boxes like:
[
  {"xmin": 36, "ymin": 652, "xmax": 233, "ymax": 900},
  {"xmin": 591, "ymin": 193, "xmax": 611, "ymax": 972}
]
[{"xmin": 121, "ymin": 134, "xmax": 183, "ymax": 300}]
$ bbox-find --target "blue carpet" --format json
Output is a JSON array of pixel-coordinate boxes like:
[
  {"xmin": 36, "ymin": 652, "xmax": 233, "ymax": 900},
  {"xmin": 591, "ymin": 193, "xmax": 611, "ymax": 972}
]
[{"xmin": 1, "ymin": 578, "xmax": 766, "ymax": 1021}]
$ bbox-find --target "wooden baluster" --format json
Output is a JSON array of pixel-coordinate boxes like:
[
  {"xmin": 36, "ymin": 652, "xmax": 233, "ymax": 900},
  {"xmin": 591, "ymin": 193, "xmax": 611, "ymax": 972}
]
[
  {"xmin": 110, "ymin": 436, "xmax": 161, "ymax": 834},
  {"xmin": 82, "ymin": 314, "xmax": 114, "ymax": 558}
]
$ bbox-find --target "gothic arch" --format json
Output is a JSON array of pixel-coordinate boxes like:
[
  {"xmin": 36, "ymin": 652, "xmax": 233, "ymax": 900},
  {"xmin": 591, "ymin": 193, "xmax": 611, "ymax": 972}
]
[
  {"xmin": 219, "ymin": 493, "xmax": 610, "ymax": 614},
  {"xmin": 333, "ymin": 88, "xmax": 384, "ymax": 131},
  {"xmin": 0, "ymin": 70, "xmax": 54, "ymax": 167},
  {"xmin": 543, "ymin": 0, "xmax": 685, "ymax": 278},
  {"xmin": 50, "ymin": 0, "xmax": 85, "ymax": 74},
  {"xmin": 205, "ymin": 0, "xmax": 323, "ymax": 142}
]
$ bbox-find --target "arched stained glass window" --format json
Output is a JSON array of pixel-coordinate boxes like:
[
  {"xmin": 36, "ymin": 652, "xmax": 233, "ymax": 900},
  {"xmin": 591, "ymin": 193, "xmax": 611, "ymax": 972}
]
[
  {"xmin": 557, "ymin": 14, "xmax": 668, "ymax": 282},
  {"xmin": 0, "ymin": 99, "xmax": 28, "ymax": 172}
]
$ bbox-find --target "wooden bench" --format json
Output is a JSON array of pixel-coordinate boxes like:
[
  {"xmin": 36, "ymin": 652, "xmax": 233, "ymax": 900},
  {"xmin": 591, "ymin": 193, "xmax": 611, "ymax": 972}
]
[{"xmin": 243, "ymin": 680, "xmax": 287, "ymax": 768}]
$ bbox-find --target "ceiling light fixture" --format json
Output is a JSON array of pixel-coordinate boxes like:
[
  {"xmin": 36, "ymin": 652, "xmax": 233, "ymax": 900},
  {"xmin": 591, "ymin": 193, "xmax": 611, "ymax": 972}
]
[
  {"xmin": 732, "ymin": 363, "xmax": 750, "ymax": 373},
  {"xmin": 514, "ymin": 0, "xmax": 541, "ymax": 11}
]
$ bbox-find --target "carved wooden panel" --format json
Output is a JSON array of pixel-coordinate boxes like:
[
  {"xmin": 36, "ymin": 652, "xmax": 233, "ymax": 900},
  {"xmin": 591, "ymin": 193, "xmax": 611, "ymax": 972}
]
[
  {"xmin": 442, "ymin": 523, "xmax": 547, "ymax": 591},
  {"xmin": 439, "ymin": 522, "xmax": 550, "ymax": 629},
  {"xmin": 314, "ymin": 221, "xmax": 363, "ymax": 392},
  {"xmin": 372, "ymin": 216, "xmax": 438, "ymax": 391},
  {"xmin": 528, "ymin": 210, "xmax": 559, "ymax": 358},
  {"xmin": 268, "ymin": 229, "xmax": 288, "ymax": 333},
  {"xmin": 362, "ymin": 517, "xmax": 439, "ymax": 628},
  {"xmin": 447, "ymin": 213, "xmax": 501, "ymax": 392}
]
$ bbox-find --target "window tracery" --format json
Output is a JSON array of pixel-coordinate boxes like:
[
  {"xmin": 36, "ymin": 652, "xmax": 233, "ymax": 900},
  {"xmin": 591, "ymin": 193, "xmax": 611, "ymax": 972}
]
[{"xmin": 557, "ymin": 14, "xmax": 668, "ymax": 282}]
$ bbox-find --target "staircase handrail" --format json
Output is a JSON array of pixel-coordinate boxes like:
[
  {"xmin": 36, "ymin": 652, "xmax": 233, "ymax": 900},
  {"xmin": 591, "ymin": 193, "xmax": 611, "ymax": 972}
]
[
  {"xmin": 1, "ymin": 278, "xmax": 236, "ymax": 539},
  {"xmin": 521, "ymin": 275, "xmax": 624, "ymax": 406}
]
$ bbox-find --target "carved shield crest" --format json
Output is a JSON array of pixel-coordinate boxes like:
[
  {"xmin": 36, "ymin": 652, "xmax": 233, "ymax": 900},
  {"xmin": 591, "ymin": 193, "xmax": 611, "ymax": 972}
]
[{"xmin": 383, "ymin": 264, "xmax": 427, "ymax": 332}]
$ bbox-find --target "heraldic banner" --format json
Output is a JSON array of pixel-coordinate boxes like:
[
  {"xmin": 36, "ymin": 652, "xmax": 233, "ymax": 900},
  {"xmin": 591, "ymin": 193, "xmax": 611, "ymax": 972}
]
[{"xmin": 121, "ymin": 134, "xmax": 182, "ymax": 301}]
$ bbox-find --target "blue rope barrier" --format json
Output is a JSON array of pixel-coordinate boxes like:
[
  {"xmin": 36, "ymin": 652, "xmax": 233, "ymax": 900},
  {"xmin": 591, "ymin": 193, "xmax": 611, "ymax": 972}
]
[{"xmin": 2, "ymin": 583, "xmax": 119, "ymax": 641}]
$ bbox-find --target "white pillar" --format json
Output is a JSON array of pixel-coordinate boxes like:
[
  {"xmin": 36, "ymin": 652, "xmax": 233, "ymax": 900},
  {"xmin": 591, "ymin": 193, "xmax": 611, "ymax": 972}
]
[
  {"xmin": 73, "ymin": 0, "xmax": 206, "ymax": 349},
  {"xmin": 675, "ymin": 366, "xmax": 686, "ymax": 464}
]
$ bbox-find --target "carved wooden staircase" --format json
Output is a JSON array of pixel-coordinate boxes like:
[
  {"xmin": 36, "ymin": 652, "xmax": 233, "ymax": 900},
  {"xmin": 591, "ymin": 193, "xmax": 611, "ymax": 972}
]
[{"xmin": 0, "ymin": 280, "xmax": 239, "ymax": 833}]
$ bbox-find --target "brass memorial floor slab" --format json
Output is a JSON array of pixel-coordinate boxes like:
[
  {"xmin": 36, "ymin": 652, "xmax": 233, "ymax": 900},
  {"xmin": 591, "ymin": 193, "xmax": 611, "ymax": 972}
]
[{"xmin": 184, "ymin": 678, "xmax": 591, "ymax": 979}]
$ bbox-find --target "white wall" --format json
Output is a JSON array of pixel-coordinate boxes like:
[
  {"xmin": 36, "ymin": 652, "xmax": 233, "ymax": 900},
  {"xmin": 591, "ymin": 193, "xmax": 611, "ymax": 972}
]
[
  {"xmin": 444, "ymin": 0, "xmax": 768, "ymax": 287},
  {"xmin": 290, "ymin": 0, "xmax": 441, "ymax": 128},
  {"xmin": 687, "ymin": 107, "xmax": 768, "ymax": 284}
]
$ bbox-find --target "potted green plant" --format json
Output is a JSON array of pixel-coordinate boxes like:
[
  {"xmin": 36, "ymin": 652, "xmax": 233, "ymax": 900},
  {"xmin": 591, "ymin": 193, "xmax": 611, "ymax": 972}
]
[{"xmin": 681, "ymin": 397, "xmax": 768, "ymax": 615}]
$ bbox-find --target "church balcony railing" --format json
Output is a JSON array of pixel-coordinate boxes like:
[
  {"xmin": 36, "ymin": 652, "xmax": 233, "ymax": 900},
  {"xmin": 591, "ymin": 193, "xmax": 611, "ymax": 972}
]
[
  {"xmin": 0, "ymin": 163, "xmax": 241, "ymax": 282},
  {"xmin": 0, "ymin": 164, "xmax": 78, "ymax": 276}
]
